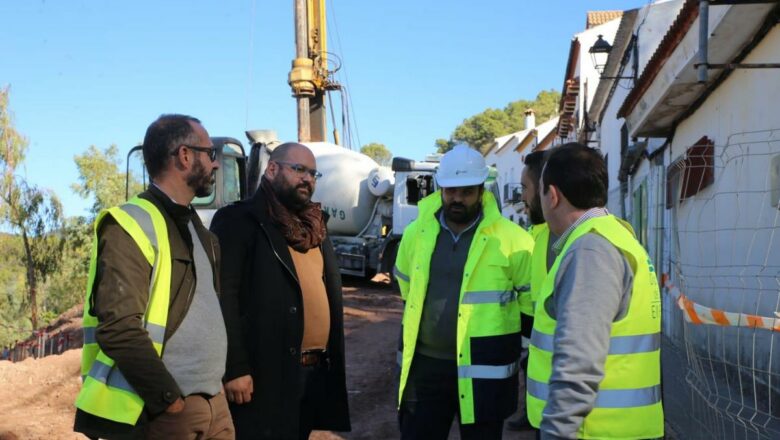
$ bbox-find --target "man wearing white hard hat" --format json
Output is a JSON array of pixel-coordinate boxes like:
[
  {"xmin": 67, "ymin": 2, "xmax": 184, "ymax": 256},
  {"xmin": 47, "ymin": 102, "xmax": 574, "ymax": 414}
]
[{"xmin": 394, "ymin": 145, "xmax": 535, "ymax": 439}]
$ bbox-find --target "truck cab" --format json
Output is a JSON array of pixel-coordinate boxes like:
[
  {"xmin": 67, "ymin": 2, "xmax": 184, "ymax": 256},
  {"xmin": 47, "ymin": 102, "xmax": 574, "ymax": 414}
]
[{"xmin": 125, "ymin": 137, "xmax": 247, "ymax": 227}]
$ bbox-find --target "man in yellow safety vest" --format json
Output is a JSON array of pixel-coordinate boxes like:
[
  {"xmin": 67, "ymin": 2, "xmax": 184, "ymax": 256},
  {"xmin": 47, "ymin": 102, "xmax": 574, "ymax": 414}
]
[
  {"xmin": 528, "ymin": 142, "xmax": 663, "ymax": 439},
  {"xmin": 507, "ymin": 149, "xmax": 552, "ymax": 432},
  {"xmin": 74, "ymin": 115, "xmax": 234, "ymax": 439}
]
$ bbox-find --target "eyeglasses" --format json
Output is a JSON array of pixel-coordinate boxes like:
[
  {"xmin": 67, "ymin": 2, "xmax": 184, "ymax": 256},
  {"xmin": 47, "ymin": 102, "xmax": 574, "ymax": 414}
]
[
  {"xmin": 274, "ymin": 161, "xmax": 322, "ymax": 180},
  {"xmin": 172, "ymin": 145, "xmax": 218, "ymax": 162}
]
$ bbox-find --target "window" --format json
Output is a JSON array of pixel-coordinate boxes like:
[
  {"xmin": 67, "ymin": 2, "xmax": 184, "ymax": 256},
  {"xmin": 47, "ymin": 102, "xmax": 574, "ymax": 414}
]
[{"xmin": 666, "ymin": 136, "xmax": 714, "ymax": 209}]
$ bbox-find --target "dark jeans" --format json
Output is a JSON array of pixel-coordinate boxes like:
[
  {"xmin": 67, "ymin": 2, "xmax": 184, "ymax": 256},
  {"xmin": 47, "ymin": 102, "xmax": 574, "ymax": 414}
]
[
  {"xmin": 399, "ymin": 353, "xmax": 504, "ymax": 440},
  {"xmin": 298, "ymin": 362, "xmax": 328, "ymax": 440}
]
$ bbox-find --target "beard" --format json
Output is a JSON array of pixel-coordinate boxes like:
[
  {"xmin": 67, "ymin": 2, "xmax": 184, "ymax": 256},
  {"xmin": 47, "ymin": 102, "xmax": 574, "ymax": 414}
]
[
  {"xmin": 528, "ymin": 194, "xmax": 545, "ymax": 225},
  {"xmin": 271, "ymin": 173, "xmax": 313, "ymax": 212},
  {"xmin": 187, "ymin": 156, "xmax": 215, "ymax": 198},
  {"xmin": 443, "ymin": 199, "xmax": 481, "ymax": 226}
]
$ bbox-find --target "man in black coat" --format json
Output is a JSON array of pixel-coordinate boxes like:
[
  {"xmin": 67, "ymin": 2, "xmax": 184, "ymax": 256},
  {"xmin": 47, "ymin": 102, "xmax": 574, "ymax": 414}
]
[{"xmin": 210, "ymin": 142, "xmax": 350, "ymax": 440}]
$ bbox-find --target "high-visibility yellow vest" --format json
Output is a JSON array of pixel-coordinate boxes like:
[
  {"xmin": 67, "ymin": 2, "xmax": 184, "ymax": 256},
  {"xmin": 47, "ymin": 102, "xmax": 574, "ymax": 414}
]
[
  {"xmin": 527, "ymin": 215, "xmax": 663, "ymax": 439},
  {"xmin": 394, "ymin": 191, "xmax": 534, "ymax": 423},
  {"xmin": 75, "ymin": 197, "xmax": 172, "ymax": 425},
  {"xmin": 520, "ymin": 223, "xmax": 550, "ymax": 316}
]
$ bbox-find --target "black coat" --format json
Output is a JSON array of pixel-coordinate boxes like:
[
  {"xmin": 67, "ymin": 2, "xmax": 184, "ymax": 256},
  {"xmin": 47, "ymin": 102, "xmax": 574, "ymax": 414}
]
[{"xmin": 210, "ymin": 189, "xmax": 350, "ymax": 439}]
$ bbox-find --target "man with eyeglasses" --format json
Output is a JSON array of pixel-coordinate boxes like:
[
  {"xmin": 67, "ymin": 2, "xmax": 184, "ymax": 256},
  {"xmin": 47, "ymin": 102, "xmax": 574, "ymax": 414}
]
[
  {"xmin": 211, "ymin": 143, "xmax": 351, "ymax": 439},
  {"xmin": 75, "ymin": 114, "xmax": 234, "ymax": 439}
]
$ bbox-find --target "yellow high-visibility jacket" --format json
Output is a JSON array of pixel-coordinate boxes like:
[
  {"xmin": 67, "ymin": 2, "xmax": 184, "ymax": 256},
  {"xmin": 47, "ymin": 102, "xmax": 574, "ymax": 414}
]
[{"xmin": 394, "ymin": 190, "xmax": 534, "ymax": 423}]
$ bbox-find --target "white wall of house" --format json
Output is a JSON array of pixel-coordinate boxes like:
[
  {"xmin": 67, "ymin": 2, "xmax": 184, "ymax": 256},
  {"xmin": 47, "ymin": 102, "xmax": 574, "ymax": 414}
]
[
  {"xmin": 484, "ymin": 131, "xmax": 528, "ymax": 224},
  {"xmin": 603, "ymin": 7, "xmax": 780, "ymax": 297},
  {"xmin": 603, "ymin": 21, "xmax": 780, "ymax": 435},
  {"xmin": 597, "ymin": 0, "xmax": 685, "ymax": 218},
  {"xmin": 659, "ymin": 29, "xmax": 780, "ymax": 433},
  {"xmin": 574, "ymin": 20, "xmax": 620, "ymax": 135},
  {"xmin": 484, "ymin": 117, "xmax": 560, "ymax": 226},
  {"xmin": 598, "ymin": 83, "xmax": 630, "ymax": 216},
  {"xmin": 667, "ymin": 25, "xmax": 780, "ymax": 312}
]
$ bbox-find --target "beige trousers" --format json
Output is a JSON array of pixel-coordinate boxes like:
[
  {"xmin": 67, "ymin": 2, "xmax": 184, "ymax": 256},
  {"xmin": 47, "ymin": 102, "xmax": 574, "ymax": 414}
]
[{"xmin": 145, "ymin": 392, "xmax": 235, "ymax": 440}]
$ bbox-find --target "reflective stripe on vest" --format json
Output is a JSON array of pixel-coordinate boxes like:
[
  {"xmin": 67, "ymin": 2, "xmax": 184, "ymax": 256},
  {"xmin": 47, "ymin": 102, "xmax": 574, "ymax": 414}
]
[
  {"xmin": 461, "ymin": 290, "xmax": 517, "ymax": 305},
  {"xmin": 83, "ymin": 327, "xmax": 96, "ymax": 345},
  {"xmin": 88, "ymin": 359, "xmax": 136, "ymax": 394},
  {"xmin": 396, "ymin": 352, "xmax": 521, "ymax": 380},
  {"xmin": 461, "ymin": 285, "xmax": 529, "ymax": 305},
  {"xmin": 530, "ymin": 330, "xmax": 660, "ymax": 355},
  {"xmin": 75, "ymin": 197, "xmax": 172, "ymax": 426},
  {"xmin": 393, "ymin": 265, "xmax": 410, "ymax": 283},
  {"xmin": 83, "ymin": 322, "xmax": 165, "ymax": 346},
  {"xmin": 457, "ymin": 359, "xmax": 521, "ymax": 379},
  {"xmin": 527, "ymin": 378, "xmax": 661, "ymax": 408}
]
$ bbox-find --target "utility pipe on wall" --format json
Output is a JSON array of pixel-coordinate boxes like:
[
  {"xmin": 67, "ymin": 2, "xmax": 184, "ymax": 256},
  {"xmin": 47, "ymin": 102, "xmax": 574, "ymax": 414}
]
[{"xmin": 698, "ymin": 0, "xmax": 710, "ymax": 83}]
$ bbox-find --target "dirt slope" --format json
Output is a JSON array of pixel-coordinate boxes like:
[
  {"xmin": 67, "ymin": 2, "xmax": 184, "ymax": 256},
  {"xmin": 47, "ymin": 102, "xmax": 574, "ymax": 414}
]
[{"xmin": 0, "ymin": 350, "xmax": 86, "ymax": 440}]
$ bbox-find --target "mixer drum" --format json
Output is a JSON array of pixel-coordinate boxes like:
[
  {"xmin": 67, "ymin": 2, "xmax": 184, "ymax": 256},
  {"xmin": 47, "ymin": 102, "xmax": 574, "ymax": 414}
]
[{"xmin": 304, "ymin": 142, "xmax": 379, "ymax": 235}]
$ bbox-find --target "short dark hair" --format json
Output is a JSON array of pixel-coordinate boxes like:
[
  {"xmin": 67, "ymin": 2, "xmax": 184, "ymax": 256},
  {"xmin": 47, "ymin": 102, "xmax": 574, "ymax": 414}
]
[
  {"xmin": 523, "ymin": 150, "xmax": 549, "ymax": 183},
  {"xmin": 541, "ymin": 142, "xmax": 608, "ymax": 209},
  {"xmin": 142, "ymin": 114, "xmax": 201, "ymax": 178}
]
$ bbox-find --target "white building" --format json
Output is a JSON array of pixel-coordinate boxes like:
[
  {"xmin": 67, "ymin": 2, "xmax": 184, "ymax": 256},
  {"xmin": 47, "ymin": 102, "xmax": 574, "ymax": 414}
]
[
  {"xmin": 483, "ymin": 113, "xmax": 558, "ymax": 226},
  {"xmin": 592, "ymin": 1, "xmax": 780, "ymax": 437},
  {"xmin": 556, "ymin": 11, "xmax": 623, "ymax": 143}
]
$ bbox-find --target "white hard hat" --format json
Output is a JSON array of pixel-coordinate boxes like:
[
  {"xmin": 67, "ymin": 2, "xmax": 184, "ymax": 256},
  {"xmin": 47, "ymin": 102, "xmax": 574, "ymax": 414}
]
[{"xmin": 435, "ymin": 144, "xmax": 489, "ymax": 188}]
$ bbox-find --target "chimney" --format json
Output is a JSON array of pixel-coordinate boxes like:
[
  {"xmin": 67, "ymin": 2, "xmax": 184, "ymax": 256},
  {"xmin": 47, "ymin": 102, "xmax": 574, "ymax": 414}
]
[{"xmin": 524, "ymin": 109, "xmax": 536, "ymax": 130}]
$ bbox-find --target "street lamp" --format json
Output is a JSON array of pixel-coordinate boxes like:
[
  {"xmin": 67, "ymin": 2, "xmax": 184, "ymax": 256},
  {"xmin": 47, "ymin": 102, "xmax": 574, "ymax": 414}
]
[
  {"xmin": 589, "ymin": 34, "xmax": 612, "ymax": 76},
  {"xmin": 589, "ymin": 34, "xmax": 636, "ymax": 81}
]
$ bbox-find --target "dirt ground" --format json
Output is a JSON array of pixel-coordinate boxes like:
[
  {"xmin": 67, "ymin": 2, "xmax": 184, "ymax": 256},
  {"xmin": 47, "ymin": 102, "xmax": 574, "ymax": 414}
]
[{"xmin": 0, "ymin": 276, "xmax": 534, "ymax": 439}]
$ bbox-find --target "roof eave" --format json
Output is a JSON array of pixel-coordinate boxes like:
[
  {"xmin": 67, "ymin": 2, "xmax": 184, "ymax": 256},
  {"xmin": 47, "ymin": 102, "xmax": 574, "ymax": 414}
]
[{"xmin": 621, "ymin": 1, "xmax": 778, "ymax": 137}]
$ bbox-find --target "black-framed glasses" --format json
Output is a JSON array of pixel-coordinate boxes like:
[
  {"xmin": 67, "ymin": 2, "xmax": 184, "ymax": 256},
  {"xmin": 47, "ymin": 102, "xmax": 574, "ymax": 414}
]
[
  {"xmin": 274, "ymin": 161, "xmax": 322, "ymax": 180},
  {"xmin": 172, "ymin": 144, "xmax": 218, "ymax": 162}
]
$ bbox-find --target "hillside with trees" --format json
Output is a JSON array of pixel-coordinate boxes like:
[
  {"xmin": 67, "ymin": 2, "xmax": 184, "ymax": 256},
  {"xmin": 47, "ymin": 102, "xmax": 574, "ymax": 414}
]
[
  {"xmin": 360, "ymin": 142, "xmax": 393, "ymax": 166},
  {"xmin": 0, "ymin": 87, "xmax": 139, "ymax": 347},
  {"xmin": 435, "ymin": 89, "xmax": 560, "ymax": 154}
]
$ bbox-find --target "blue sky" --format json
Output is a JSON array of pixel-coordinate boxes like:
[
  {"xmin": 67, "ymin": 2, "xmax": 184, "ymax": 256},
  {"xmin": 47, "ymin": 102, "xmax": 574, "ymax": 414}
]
[{"xmin": 1, "ymin": 0, "xmax": 644, "ymax": 218}]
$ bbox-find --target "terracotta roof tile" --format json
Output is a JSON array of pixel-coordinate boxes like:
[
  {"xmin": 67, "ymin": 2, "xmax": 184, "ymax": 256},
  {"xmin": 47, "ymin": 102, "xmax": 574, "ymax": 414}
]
[{"xmin": 586, "ymin": 10, "xmax": 624, "ymax": 28}]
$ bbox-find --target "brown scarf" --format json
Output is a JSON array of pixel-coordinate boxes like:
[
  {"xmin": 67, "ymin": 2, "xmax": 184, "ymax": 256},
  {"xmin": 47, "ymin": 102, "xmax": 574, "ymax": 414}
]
[{"xmin": 260, "ymin": 176, "xmax": 327, "ymax": 252}]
